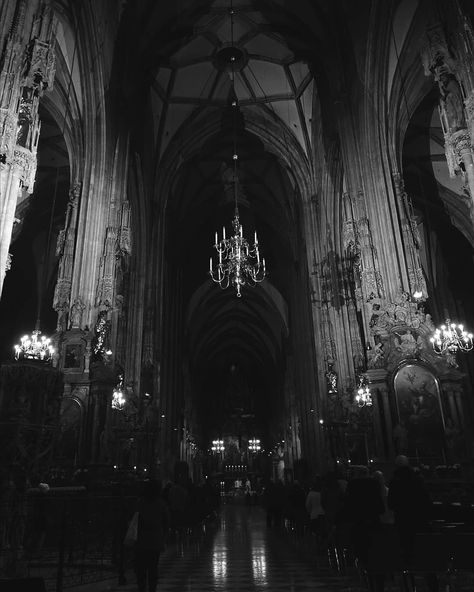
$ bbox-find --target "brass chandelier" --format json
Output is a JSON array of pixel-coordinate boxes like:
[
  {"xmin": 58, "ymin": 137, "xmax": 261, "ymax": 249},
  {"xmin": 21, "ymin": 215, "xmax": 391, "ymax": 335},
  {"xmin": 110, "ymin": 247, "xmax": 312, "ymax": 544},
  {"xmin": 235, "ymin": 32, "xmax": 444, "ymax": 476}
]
[
  {"xmin": 430, "ymin": 318, "xmax": 473, "ymax": 367},
  {"xmin": 209, "ymin": 154, "xmax": 266, "ymax": 297},
  {"xmin": 208, "ymin": 4, "xmax": 266, "ymax": 297},
  {"xmin": 14, "ymin": 326, "xmax": 54, "ymax": 362}
]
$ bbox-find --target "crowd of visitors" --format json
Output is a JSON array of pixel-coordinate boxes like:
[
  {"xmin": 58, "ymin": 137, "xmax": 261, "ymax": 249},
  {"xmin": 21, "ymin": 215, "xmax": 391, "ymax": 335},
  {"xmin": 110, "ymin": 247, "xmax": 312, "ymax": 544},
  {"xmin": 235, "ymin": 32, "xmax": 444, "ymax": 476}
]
[
  {"xmin": 261, "ymin": 455, "xmax": 440, "ymax": 592},
  {"xmin": 0, "ymin": 456, "xmax": 465, "ymax": 592}
]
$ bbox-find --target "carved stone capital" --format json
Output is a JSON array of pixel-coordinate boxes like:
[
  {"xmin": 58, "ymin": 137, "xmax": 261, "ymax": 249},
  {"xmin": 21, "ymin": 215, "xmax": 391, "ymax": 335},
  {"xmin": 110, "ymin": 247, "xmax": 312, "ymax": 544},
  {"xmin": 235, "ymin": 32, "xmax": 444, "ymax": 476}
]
[
  {"xmin": 450, "ymin": 129, "xmax": 471, "ymax": 156},
  {"xmin": 5, "ymin": 253, "xmax": 12, "ymax": 272},
  {"xmin": 466, "ymin": 91, "xmax": 474, "ymax": 122},
  {"xmin": 0, "ymin": 110, "xmax": 18, "ymax": 160},
  {"xmin": 12, "ymin": 146, "xmax": 37, "ymax": 191}
]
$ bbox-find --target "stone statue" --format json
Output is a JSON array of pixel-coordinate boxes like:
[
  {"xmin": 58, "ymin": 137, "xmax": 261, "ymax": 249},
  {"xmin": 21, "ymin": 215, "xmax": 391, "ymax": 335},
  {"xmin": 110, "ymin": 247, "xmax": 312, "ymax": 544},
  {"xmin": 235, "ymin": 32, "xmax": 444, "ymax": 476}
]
[
  {"xmin": 394, "ymin": 330, "xmax": 422, "ymax": 357},
  {"xmin": 368, "ymin": 341, "xmax": 385, "ymax": 369},
  {"xmin": 439, "ymin": 73, "xmax": 466, "ymax": 132},
  {"xmin": 70, "ymin": 298, "xmax": 85, "ymax": 329}
]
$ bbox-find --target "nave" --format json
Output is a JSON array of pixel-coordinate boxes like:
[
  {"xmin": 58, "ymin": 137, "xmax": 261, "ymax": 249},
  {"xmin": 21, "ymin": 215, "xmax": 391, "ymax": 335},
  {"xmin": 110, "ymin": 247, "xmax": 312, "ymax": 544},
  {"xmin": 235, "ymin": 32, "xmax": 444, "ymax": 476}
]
[{"xmin": 102, "ymin": 503, "xmax": 375, "ymax": 592}]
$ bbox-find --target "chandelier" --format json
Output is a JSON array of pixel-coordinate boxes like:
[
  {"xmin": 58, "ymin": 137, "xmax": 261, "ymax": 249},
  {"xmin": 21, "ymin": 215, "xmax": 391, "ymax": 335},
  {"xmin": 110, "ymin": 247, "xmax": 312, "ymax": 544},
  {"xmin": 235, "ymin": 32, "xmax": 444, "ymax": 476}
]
[
  {"xmin": 211, "ymin": 439, "xmax": 225, "ymax": 452},
  {"xmin": 111, "ymin": 374, "xmax": 126, "ymax": 410},
  {"xmin": 355, "ymin": 374, "xmax": 372, "ymax": 407},
  {"xmin": 208, "ymin": 5, "xmax": 266, "ymax": 297},
  {"xmin": 248, "ymin": 438, "xmax": 261, "ymax": 452},
  {"xmin": 209, "ymin": 188, "xmax": 266, "ymax": 297},
  {"xmin": 14, "ymin": 329, "xmax": 54, "ymax": 362},
  {"xmin": 430, "ymin": 318, "xmax": 473, "ymax": 366}
]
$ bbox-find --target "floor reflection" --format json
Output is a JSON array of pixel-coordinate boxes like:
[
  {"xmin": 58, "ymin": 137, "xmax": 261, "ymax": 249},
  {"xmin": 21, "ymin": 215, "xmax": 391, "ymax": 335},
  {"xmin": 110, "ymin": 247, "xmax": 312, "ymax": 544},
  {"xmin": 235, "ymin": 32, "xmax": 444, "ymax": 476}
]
[
  {"xmin": 251, "ymin": 548, "xmax": 267, "ymax": 586},
  {"xmin": 212, "ymin": 546, "xmax": 228, "ymax": 584}
]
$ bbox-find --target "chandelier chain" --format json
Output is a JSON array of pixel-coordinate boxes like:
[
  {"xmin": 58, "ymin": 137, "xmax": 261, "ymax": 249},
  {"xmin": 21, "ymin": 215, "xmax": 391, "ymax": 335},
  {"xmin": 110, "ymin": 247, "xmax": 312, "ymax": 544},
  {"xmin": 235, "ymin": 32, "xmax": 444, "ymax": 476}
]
[{"xmin": 209, "ymin": 0, "xmax": 266, "ymax": 297}]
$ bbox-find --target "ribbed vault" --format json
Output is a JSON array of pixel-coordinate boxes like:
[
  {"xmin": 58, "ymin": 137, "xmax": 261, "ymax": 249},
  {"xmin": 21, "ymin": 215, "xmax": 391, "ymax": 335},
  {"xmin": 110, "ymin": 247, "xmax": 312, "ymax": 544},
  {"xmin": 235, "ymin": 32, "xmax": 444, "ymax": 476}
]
[
  {"xmin": 164, "ymin": 119, "xmax": 299, "ymax": 444},
  {"xmin": 132, "ymin": 0, "xmax": 331, "ymax": 450}
]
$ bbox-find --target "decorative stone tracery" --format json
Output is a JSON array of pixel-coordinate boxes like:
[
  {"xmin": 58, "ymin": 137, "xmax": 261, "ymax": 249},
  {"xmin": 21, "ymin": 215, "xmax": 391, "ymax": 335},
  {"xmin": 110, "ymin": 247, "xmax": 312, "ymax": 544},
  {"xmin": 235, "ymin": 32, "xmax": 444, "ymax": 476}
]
[
  {"xmin": 422, "ymin": 20, "xmax": 474, "ymax": 220},
  {"xmin": 0, "ymin": 0, "xmax": 56, "ymax": 295}
]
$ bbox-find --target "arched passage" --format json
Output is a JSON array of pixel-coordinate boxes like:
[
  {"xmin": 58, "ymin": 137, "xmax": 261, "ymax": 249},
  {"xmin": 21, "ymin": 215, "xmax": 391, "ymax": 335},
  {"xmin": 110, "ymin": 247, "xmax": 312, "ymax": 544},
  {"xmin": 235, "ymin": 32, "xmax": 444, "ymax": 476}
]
[{"xmin": 159, "ymin": 118, "xmax": 316, "ymax": 462}]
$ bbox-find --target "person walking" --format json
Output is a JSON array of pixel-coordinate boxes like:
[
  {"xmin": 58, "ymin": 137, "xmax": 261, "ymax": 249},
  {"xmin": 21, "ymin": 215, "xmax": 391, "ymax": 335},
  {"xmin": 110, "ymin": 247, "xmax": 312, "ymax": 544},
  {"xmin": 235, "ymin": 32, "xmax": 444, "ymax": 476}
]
[
  {"xmin": 134, "ymin": 480, "xmax": 170, "ymax": 592},
  {"xmin": 372, "ymin": 471, "xmax": 394, "ymax": 526},
  {"xmin": 387, "ymin": 456, "xmax": 438, "ymax": 592},
  {"xmin": 305, "ymin": 479, "xmax": 326, "ymax": 551},
  {"xmin": 342, "ymin": 466, "xmax": 385, "ymax": 591}
]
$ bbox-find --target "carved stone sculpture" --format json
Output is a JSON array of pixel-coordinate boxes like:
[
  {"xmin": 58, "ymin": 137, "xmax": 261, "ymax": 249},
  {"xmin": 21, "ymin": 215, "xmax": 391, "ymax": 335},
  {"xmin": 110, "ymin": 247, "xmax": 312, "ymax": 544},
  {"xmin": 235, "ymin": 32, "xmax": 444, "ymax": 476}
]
[
  {"xmin": 440, "ymin": 73, "xmax": 466, "ymax": 132},
  {"xmin": 70, "ymin": 298, "xmax": 85, "ymax": 329}
]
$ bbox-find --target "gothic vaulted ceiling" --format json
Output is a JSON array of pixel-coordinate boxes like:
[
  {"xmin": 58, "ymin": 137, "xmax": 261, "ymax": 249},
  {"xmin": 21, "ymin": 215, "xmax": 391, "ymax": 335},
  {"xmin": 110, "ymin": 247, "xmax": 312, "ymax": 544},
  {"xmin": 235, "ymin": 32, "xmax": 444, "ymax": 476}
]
[{"xmin": 122, "ymin": 0, "xmax": 330, "ymax": 436}]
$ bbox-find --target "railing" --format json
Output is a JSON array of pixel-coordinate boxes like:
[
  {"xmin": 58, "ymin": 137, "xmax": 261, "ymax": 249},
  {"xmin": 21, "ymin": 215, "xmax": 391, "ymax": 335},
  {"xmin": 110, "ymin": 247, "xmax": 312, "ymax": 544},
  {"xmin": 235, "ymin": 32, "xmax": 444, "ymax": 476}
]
[
  {"xmin": 0, "ymin": 483, "xmax": 221, "ymax": 591},
  {"xmin": 0, "ymin": 487, "xmax": 135, "ymax": 591}
]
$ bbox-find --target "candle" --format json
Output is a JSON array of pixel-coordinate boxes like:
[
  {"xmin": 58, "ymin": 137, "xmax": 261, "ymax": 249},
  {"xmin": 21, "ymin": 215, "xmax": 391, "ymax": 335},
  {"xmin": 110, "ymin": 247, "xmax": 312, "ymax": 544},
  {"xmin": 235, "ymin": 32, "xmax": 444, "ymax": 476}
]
[
  {"xmin": 209, "ymin": 257, "xmax": 212, "ymax": 272},
  {"xmin": 240, "ymin": 225, "xmax": 243, "ymax": 237},
  {"xmin": 223, "ymin": 226, "xmax": 226, "ymax": 240},
  {"xmin": 263, "ymin": 258, "xmax": 266, "ymax": 272},
  {"xmin": 254, "ymin": 231, "xmax": 258, "ymax": 244},
  {"xmin": 257, "ymin": 249, "xmax": 260, "ymax": 263},
  {"xmin": 219, "ymin": 250, "xmax": 222, "ymax": 263},
  {"xmin": 215, "ymin": 231, "xmax": 218, "ymax": 246}
]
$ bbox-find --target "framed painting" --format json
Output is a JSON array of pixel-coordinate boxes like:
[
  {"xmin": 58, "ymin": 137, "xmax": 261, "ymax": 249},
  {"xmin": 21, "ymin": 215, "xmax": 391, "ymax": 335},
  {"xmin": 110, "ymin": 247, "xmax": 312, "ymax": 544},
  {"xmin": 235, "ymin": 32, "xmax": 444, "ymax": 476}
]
[
  {"xmin": 64, "ymin": 343, "xmax": 83, "ymax": 369},
  {"xmin": 393, "ymin": 363, "xmax": 445, "ymax": 461}
]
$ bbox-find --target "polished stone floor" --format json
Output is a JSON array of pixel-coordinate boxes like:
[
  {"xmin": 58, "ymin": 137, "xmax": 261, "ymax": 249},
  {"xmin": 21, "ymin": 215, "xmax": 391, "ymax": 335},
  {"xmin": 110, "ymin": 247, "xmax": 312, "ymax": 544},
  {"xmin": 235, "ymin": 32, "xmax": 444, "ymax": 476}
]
[
  {"xmin": 20, "ymin": 499, "xmax": 474, "ymax": 592},
  {"xmin": 84, "ymin": 502, "xmax": 377, "ymax": 592}
]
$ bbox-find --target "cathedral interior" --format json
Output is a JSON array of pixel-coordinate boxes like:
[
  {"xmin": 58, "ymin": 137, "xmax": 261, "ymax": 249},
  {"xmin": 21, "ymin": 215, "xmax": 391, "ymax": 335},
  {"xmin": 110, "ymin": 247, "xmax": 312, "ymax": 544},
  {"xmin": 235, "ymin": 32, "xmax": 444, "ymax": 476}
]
[
  {"xmin": 5, "ymin": 1, "xmax": 474, "ymax": 590},
  {"xmin": 2, "ymin": 0, "xmax": 474, "ymax": 490}
]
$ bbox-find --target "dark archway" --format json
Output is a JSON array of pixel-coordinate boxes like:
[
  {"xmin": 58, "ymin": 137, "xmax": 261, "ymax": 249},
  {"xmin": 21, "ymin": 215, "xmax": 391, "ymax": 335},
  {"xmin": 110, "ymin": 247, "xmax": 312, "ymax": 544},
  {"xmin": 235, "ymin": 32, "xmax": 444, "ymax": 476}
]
[{"xmin": 160, "ymin": 121, "xmax": 310, "ymax": 454}]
